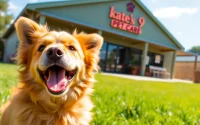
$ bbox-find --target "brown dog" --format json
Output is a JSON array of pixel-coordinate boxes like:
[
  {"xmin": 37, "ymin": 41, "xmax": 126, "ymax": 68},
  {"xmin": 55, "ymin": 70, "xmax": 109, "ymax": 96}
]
[{"xmin": 0, "ymin": 17, "xmax": 103, "ymax": 125}]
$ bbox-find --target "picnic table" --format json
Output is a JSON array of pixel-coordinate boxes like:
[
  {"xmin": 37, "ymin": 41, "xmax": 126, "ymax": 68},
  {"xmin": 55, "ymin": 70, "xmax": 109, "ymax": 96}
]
[{"xmin": 149, "ymin": 66, "xmax": 170, "ymax": 79}]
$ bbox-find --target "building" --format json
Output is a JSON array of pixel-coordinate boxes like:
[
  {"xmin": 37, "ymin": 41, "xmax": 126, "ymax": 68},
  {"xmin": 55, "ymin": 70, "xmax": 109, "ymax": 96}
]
[{"xmin": 2, "ymin": 0, "xmax": 195, "ymax": 78}]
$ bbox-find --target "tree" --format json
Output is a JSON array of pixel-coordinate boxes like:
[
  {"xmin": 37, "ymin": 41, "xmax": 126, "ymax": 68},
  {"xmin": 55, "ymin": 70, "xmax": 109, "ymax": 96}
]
[
  {"xmin": 0, "ymin": 0, "xmax": 13, "ymax": 37},
  {"xmin": 188, "ymin": 46, "xmax": 200, "ymax": 55}
]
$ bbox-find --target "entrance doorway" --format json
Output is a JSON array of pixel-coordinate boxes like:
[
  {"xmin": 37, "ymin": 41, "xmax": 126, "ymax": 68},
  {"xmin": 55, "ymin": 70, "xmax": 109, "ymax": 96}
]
[
  {"xmin": 99, "ymin": 42, "xmax": 165, "ymax": 76},
  {"xmin": 106, "ymin": 44, "xmax": 125, "ymax": 73},
  {"xmin": 99, "ymin": 42, "xmax": 142, "ymax": 75}
]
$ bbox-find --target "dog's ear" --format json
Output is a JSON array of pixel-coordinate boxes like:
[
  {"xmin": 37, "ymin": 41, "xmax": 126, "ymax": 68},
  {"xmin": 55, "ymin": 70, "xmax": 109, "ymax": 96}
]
[
  {"xmin": 15, "ymin": 17, "xmax": 45, "ymax": 45},
  {"xmin": 73, "ymin": 32, "xmax": 103, "ymax": 75},
  {"xmin": 15, "ymin": 17, "xmax": 47, "ymax": 66}
]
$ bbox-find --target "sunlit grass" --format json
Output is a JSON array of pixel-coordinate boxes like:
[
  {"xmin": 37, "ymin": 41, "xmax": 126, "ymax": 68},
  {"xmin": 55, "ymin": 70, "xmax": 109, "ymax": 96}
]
[
  {"xmin": 1, "ymin": 63, "xmax": 200, "ymax": 124},
  {"xmin": 0, "ymin": 63, "xmax": 18, "ymax": 108},
  {"xmin": 92, "ymin": 75, "xmax": 200, "ymax": 124}
]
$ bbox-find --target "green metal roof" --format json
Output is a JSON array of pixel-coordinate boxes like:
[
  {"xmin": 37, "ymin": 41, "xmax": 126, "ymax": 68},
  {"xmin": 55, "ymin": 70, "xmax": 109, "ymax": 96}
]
[
  {"xmin": 3, "ymin": 0, "xmax": 184, "ymax": 50},
  {"xmin": 27, "ymin": 0, "xmax": 116, "ymax": 10}
]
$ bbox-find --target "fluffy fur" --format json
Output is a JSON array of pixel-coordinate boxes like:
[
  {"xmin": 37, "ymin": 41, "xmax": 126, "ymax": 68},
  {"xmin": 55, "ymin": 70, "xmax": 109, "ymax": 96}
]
[{"xmin": 0, "ymin": 17, "xmax": 103, "ymax": 125}]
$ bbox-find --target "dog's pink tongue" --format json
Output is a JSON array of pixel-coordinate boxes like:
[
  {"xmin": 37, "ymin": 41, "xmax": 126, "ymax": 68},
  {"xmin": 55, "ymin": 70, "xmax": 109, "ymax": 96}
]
[{"xmin": 47, "ymin": 68, "xmax": 67, "ymax": 92}]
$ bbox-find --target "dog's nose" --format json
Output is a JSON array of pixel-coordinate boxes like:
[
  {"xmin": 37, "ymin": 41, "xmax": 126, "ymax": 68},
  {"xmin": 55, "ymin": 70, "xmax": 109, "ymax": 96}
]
[{"xmin": 46, "ymin": 47, "xmax": 64, "ymax": 61}]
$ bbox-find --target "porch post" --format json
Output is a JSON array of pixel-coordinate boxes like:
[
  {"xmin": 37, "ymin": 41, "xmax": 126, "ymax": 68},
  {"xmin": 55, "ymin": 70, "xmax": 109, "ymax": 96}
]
[
  {"xmin": 193, "ymin": 55, "xmax": 198, "ymax": 81},
  {"xmin": 98, "ymin": 30, "xmax": 102, "ymax": 35},
  {"xmin": 170, "ymin": 50, "xmax": 177, "ymax": 79},
  {"xmin": 140, "ymin": 42, "xmax": 148, "ymax": 76},
  {"xmin": 39, "ymin": 15, "xmax": 46, "ymax": 25}
]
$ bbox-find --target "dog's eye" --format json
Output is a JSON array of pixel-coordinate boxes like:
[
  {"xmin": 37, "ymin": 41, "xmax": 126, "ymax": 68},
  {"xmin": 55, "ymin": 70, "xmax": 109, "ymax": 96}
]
[
  {"xmin": 38, "ymin": 45, "xmax": 46, "ymax": 52},
  {"xmin": 68, "ymin": 46, "xmax": 76, "ymax": 51}
]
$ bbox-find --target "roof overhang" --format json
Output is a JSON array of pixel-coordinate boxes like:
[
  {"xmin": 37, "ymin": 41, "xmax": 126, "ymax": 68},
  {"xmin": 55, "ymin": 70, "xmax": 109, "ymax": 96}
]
[
  {"xmin": 1, "ymin": 0, "xmax": 185, "ymax": 51},
  {"xmin": 177, "ymin": 50, "xmax": 197, "ymax": 56}
]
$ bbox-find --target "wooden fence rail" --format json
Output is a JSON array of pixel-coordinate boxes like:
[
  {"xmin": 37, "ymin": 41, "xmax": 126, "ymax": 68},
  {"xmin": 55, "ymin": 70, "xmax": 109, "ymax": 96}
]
[{"xmin": 175, "ymin": 62, "xmax": 200, "ymax": 80}]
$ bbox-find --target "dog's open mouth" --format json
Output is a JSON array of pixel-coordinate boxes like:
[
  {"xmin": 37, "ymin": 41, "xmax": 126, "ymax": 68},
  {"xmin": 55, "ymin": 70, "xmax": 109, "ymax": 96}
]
[{"xmin": 38, "ymin": 65, "xmax": 76, "ymax": 95}]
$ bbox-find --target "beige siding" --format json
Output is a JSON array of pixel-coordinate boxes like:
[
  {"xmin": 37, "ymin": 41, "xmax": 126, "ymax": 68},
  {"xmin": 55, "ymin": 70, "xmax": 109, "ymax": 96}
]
[
  {"xmin": 163, "ymin": 52, "xmax": 173, "ymax": 73},
  {"xmin": 3, "ymin": 31, "xmax": 19, "ymax": 63}
]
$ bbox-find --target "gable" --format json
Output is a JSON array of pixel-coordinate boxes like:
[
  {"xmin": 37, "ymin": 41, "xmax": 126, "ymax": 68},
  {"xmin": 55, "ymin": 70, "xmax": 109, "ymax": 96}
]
[{"xmin": 28, "ymin": 0, "xmax": 183, "ymax": 50}]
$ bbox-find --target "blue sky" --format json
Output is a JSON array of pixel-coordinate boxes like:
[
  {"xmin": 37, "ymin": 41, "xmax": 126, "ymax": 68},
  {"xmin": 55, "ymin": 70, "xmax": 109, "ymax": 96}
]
[{"xmin": 7, "ymin": 0, "xmax": 200, "ymax": 50}]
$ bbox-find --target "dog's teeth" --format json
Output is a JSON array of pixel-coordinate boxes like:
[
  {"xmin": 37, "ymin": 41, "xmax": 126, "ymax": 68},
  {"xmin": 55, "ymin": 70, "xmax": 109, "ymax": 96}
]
[{"xmin": 44, "ymin": 76, "xmax": 48, "ymax": 80}]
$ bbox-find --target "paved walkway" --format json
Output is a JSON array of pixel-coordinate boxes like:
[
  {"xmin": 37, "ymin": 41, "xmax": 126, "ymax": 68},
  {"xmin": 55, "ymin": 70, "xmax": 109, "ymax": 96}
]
[{"xmin": 102, "ymin": 73, "xmax": 193, "ymax": 84}]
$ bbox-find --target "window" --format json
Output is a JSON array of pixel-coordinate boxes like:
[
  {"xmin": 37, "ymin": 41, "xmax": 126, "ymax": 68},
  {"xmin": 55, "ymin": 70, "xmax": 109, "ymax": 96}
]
[
  {"xmin": 148, "ymin": 52, "xmax": 164, "ymax": 67},
  {"xmin": 99, "ymin": 42, "xmax": 108, "ymax": 71}
]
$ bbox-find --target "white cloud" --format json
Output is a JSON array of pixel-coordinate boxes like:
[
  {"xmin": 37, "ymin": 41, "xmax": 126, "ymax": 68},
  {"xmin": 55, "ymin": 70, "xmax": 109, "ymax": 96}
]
[
  {"xmin": 153, "ymin": 7, "xmax": 198, "ymax": 19},
  {"xmin": 151, "ymin": 0, "xmax": 158, "ymax": 3},
  {"xmin": 176, "ymin": 31, "xmax": 184, "ymax": 36},
  {"xmin": 29, "ymin": 0, "xmax": 38, "ymax": 3},
  {"xmin": 8, "ymin": 2, "xmax": 18, "ymax": 10}
]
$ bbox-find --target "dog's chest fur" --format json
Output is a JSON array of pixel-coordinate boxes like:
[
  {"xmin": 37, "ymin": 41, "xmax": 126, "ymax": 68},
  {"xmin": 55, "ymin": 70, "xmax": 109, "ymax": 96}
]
[{"xmin": 5, "ymin": 86, "xmax": 93, "ymax": 125}]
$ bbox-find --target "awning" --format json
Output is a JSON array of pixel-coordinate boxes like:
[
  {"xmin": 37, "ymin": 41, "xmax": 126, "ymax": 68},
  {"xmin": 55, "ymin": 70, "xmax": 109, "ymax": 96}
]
[{"xmin": 177, "ymin": 50, "xmax": 197, "ymax": 56}]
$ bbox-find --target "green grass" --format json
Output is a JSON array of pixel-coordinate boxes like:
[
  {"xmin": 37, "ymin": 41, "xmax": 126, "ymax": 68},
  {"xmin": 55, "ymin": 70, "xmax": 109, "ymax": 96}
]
[
  {"xmin": 92, "ymin": 75, "xmax": 200, "ymax": 125},
  {"xmin": 1, "ymin": 63, "xmax": 200, "ymax": 124},
  {"xmin": 0, "ymin": 63, "xmax": 18, "ymax": 107}
]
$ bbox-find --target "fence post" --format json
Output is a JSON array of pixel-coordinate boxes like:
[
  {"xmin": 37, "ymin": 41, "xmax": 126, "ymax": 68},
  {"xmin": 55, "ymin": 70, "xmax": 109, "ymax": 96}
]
[{"xmin": 193, "ymin": 55, "xmax": 198, "ymax": 81}]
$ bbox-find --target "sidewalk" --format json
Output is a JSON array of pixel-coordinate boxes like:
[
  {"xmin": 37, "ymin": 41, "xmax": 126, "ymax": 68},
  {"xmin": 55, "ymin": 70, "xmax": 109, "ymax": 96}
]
[{"xmin": 101, "ymin": 73, "xmax": 193, "ymax": 84}]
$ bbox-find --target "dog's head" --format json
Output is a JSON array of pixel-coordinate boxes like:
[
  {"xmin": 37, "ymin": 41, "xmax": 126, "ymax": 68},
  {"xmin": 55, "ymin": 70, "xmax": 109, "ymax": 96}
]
[{"xmin": 15, "ymin": 17, "xmax": 103, "ymax": 97}]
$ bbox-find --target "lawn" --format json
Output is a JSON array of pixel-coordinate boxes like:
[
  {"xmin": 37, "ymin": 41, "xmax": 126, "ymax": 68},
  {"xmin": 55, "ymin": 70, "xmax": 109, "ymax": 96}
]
[{"xmin": 1, "ymin": 63, "xmax": 200, "ymax": 125}]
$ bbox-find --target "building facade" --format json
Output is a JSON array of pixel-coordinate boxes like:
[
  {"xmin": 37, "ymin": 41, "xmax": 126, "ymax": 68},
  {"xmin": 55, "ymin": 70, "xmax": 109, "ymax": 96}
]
[{"xmin": 2, "ymin": 0, "xmax": 187, "ymax": 78}]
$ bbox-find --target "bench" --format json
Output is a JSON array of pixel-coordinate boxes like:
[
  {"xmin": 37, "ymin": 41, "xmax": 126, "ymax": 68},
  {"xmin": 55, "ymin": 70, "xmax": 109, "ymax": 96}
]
[{"xmin": 149, "ymin": 66, "xmax": 170, "ymax": 79}]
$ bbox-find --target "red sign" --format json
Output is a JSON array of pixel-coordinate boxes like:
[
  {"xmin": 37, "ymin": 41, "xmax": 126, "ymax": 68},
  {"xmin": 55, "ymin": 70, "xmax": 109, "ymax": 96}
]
[{"xmin": 109, "ymin": 6, "xmax": 145, "ymax": 35}]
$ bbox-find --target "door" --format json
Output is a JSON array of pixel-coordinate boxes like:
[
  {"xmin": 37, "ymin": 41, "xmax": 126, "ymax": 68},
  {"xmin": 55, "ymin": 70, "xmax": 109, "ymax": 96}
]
[
  {"xmin": 115, "ymin": 46, "xmax": 125, "ymax": 73},
  {"xmin": 106, "ymin": 44, "xmax": 117, "ymax": 72},
  {"xmin": 106, "ymin": 44, "xmax": 126, "ymax": 73}
]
